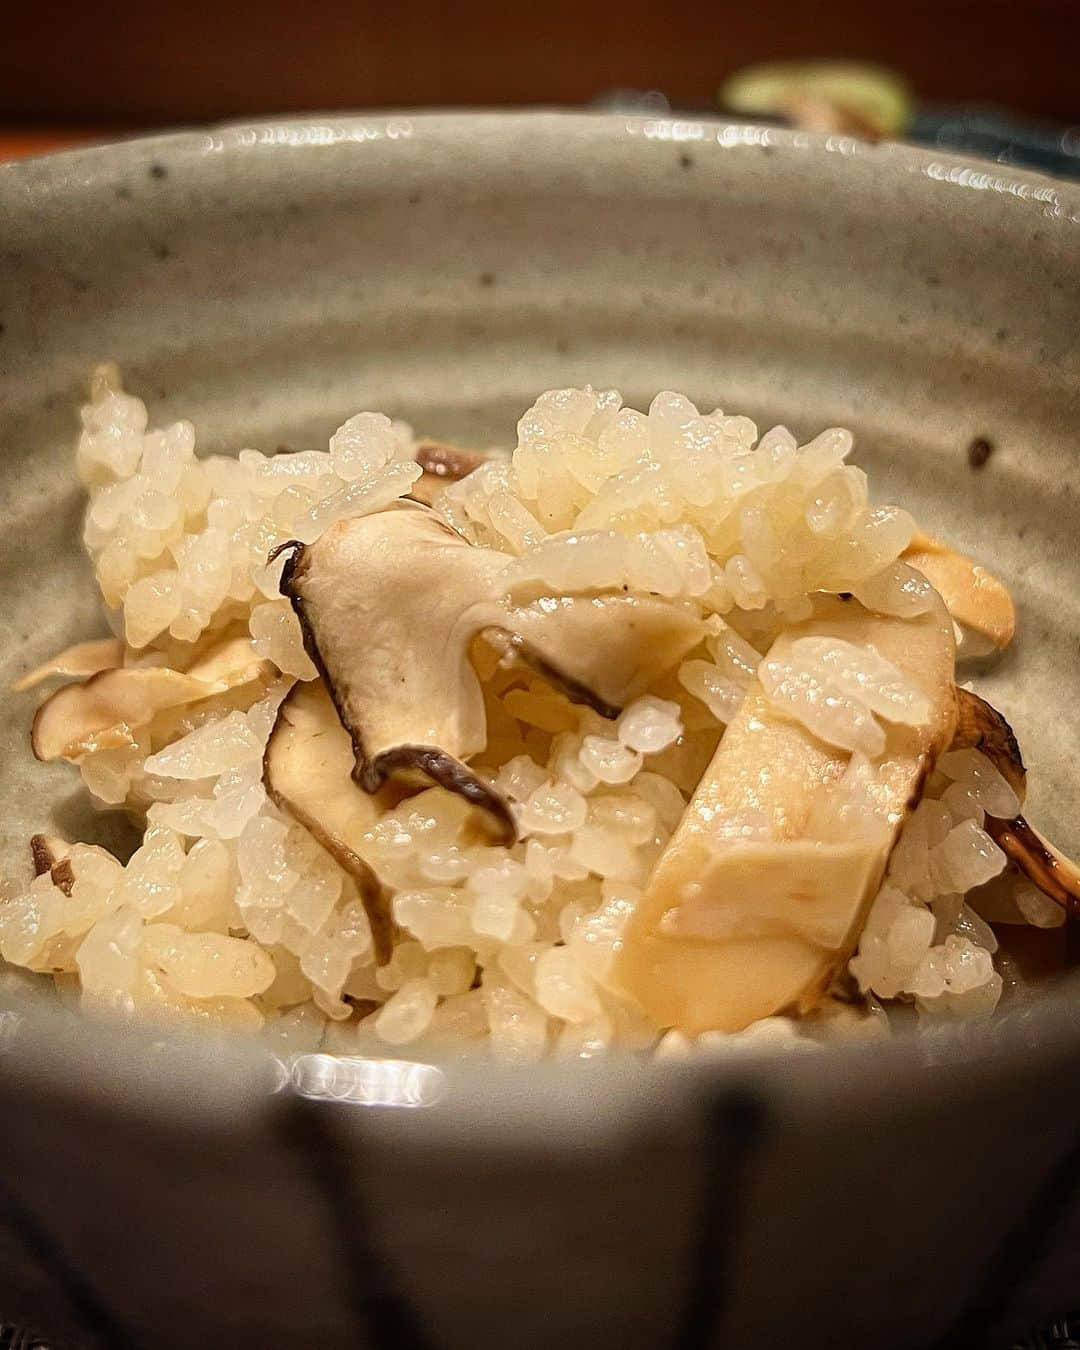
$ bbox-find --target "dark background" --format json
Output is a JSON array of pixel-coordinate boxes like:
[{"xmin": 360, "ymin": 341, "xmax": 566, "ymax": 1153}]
[{"xmin": 1, "ymin": 0, "xmax": 1078, "ymax": 127}]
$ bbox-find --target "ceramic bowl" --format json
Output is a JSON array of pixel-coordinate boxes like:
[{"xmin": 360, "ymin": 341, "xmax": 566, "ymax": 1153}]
[{"xmin": 1, "ymin": 113, "xmax": 1078, "ymax": 1350}]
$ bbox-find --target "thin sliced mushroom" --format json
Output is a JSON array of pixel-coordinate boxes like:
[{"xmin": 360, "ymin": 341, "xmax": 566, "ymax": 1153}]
[
  {"xmin": 277, "ymin": 502, "xmax": 704, "ymax": 837},
  {"xmin": 13, "ymin": 638, "xmax": 125, "ymax": 692},
  {"xmin": 184, "ymin": 635, "xmax": 273, "ymax": 690},
  {"xmin": 613, "ymin": 592, "xmax": 957, "ymax": 1034},
  {"xmin": 984, "ymin": 818, "xmax": 1080, "ymax": 921},
  {"xmin": 903, "ymin": 532, "xmax": 1016, "ymax": 659},
  {"xmin": 952, "ymin": 688, "xmax": 1080, "ymax": 921},
  {"xmin": 952, "ymin": 687, "xmax": 1026, "ymax": 799},
  {"xmin": 264, "ymin": 680, "xmax": 397, "ymax": 965},
  {"xmin": 485, "ymin": 594, "xmax": 710, "ymax": 719},
  {"xmin": 33, "ymin": 668, "xmax": 231, "ymax": 761},
  {"xmin": 31, "ymin": 637, "xmax": 274, "ymax": 763}
]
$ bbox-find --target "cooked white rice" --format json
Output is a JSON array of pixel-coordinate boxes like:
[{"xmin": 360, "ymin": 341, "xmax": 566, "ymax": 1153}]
[{"xmin": 0, "ymin": 367, "xmax": 1047, "ymax": 1060}]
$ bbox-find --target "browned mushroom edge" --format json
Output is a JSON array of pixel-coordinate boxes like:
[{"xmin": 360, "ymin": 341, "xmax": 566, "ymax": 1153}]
[
  {"xmin": 273, "ymin": 538, "xmax": 517, "ymax": 844},
  {"xmin": 270, "ymin": 539, "xmax": 368, "ymax": 764},
  {"xmin": 952, "ymin": 687, "xmax": 1026, "ymax": 799},
  {"xmin": 30, "ymin": 667, "xmax": 125, "ymax": 763},
  {"xmin": 29, "ymin": 834, "xmax": 75, "ymax": 897},
  {"xmin": 952, "ymin": 688, "xmax": 1079, "ymax": 929},
  {"xmin": 482, "ymin": 629, "xmax": 621, "ymax": 722},
  {"xmin": 261, "ymin": 698, "xmax": 395, "ymax": 967},
  {"xmin": 369, "ymin": 744, "xmax": 516, "ymax": 845},
  {"xmin": 983, "ymin": 817, "xmax": 1080, "ymax": 923}
]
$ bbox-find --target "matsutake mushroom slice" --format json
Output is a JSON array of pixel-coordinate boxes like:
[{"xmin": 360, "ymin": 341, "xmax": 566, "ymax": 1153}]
[
  {"xmin": 903, "ymin": 532, "xmax": 1016, "ymax": 660},
  {"xmin": 952, "ymin": 688, "xmax": 1080, "ymax": 921},
  {"xmin": 613, "ymin": 593, "xmax": 957, "ymax": 1035},
  {"xmin": 278, "ymin": 502, "xmax": 704, "ymax": 837},
  {"xmin": 31, "ymin": 636, "xmax": 275, "ymax": 764},
  {"xmin": 32, "ymin": 667, "xmax": 232, "ymax": 761},
  {"xmin": 263, "ymin": 679, "xmax": 395, "ymax": 965},
  {"xmin": 952, "ymin": 687, "xmax": 1026, "ymax": 799},
  {"xmin": 13, "ymin": 637, "xmax": 125, "ymax": 692},
  {"xmin": 183, "ymin": 634, "xmax": 274, "ymax": 690},
  {"xmin": 486, "ymin": 594, "xmax": 706, "ymax": 718}
]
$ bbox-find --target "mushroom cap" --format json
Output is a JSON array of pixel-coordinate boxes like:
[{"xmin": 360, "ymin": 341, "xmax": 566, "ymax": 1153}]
[{"xmin": 409, "ymin": 440, "xmax": 489, "ymax": 504}]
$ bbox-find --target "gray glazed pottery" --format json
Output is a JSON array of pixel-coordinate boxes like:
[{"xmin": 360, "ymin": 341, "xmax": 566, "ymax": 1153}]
[{"xmin": 0, "ymin": 113, "xmax": 1078, "ymax": 1350}]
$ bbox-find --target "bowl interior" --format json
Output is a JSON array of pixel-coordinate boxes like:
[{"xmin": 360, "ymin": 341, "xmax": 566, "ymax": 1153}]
[
  {"xmin": 2, "ymin": 113, "xmax": 1080, "ymax": 1350},
  {"xmin": 0, "ymin": 113, "xmax": 1078, "ymax": 963}
]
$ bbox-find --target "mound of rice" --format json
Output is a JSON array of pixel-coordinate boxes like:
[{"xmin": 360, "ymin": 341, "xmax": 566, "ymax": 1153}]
[{"xmin": 1, "ymin": 369, "xmax": 1056, "ymax": 1061}]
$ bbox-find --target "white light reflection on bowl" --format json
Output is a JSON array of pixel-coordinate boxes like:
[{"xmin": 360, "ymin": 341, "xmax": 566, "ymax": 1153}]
[
  {"xmin": 201, "ymin": 121, "xmax": 414, "ymax": 155},
  {"xmin": 922, "ymin": 160, "xmax": 1079, "ymax": 222},
  {"xmin": 288, "ymin": 1054, "xmax": 446, "ymax": 1108}
]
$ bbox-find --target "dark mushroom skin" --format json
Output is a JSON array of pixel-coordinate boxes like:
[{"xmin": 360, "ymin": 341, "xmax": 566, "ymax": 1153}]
[
  {"xmin": 273, "ymin": 504, "xmax": 703, "ymax": 838},
  {"xmin": 262, "ymin": 681, "xmax": 398, "ymax": 965},
  {"xmin": 29, "ymin": 833, "xmax": 75, "ymax": 896},
  {"xmin": 952, "ymin": 688, "xmax": 1026, "ymax": 798},
  {"xmin": 365, "ymin": 744, "xmax": 515, "ymax": 844},
  {"xmin": 407, "ymin": 442, "xmax": 489, "ymax": 506},
  {"xmin": 30, "ymin": 834, "xmax": 56, "ymax": 877},
  {"xmin": 483, "ymin": 630, "xmax": 620, "ymax": 721},
  {"xmin": 273, "ymin": 527, "xmax": 517, "ymax": 840},
  {"xmin": 982, "ymin": 816, "xmax": 1080, "ymax": 922},
  {"xmin": 952, "ymin": 688, "xmax": 1079, "ymax": 926}
]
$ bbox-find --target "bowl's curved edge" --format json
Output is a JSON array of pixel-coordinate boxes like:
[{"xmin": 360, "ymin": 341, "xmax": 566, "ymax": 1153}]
[
  {"xmin": 3, "ymin": 107, "xmax": 1080, "ymax": 221},
  {"xmin": 0, "ymin": 108, "xmax": 1078, "ymax": 1119}
]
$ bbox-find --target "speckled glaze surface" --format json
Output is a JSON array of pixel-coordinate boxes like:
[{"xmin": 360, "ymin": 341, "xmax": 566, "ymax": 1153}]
[{"xmin": 0, "ymin": 115, "xmax": 1078, "ymax": 1350}]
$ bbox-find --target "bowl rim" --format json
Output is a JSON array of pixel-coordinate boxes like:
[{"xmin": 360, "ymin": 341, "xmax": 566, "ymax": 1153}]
[
  {"xmin": 1, "ymin": 108, "xmax": 1078, "ymax": 1127},
  {"xmin": 3, "ymin": 107, "xmax": 1080, "ymax": 212}
]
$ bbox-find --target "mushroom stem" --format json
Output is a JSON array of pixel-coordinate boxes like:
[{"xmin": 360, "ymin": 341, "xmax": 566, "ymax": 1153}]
[{"xmin": 614, "ymin": 593, "xmax": 957, "ymax": 1034}]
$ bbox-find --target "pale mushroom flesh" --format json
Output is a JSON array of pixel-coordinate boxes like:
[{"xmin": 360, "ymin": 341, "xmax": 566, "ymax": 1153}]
[
  {"xmin": 903, "ymin": 532, "xmax": 1016, "ymax": 660},
  {"xmin": 263, "ymin": 679, "xmax": 395, "ymax": 965},
  {"xmin": 30, "ymin": 636, "xmax": 274, "ymax": 763},
  {"xmin": 613, "ymin": 592, "xmax": 957, "ymax": 1034},
  {"xmin": 13, "ymin": 638, "xmax": 125, "ymax": 692},
  {"xmin": 276, "ymin": 502, "xmax": 704, "ymax": 837}
]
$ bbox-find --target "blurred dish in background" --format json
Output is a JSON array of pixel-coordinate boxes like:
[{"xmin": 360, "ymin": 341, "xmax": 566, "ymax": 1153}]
[
  {"xmin": 600, "ymin": 61, "xmax": 1080, "ymax": 180},
  {"xmin": 721, "ymin": 60, "xmax": 914, "ymax": 139}
]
